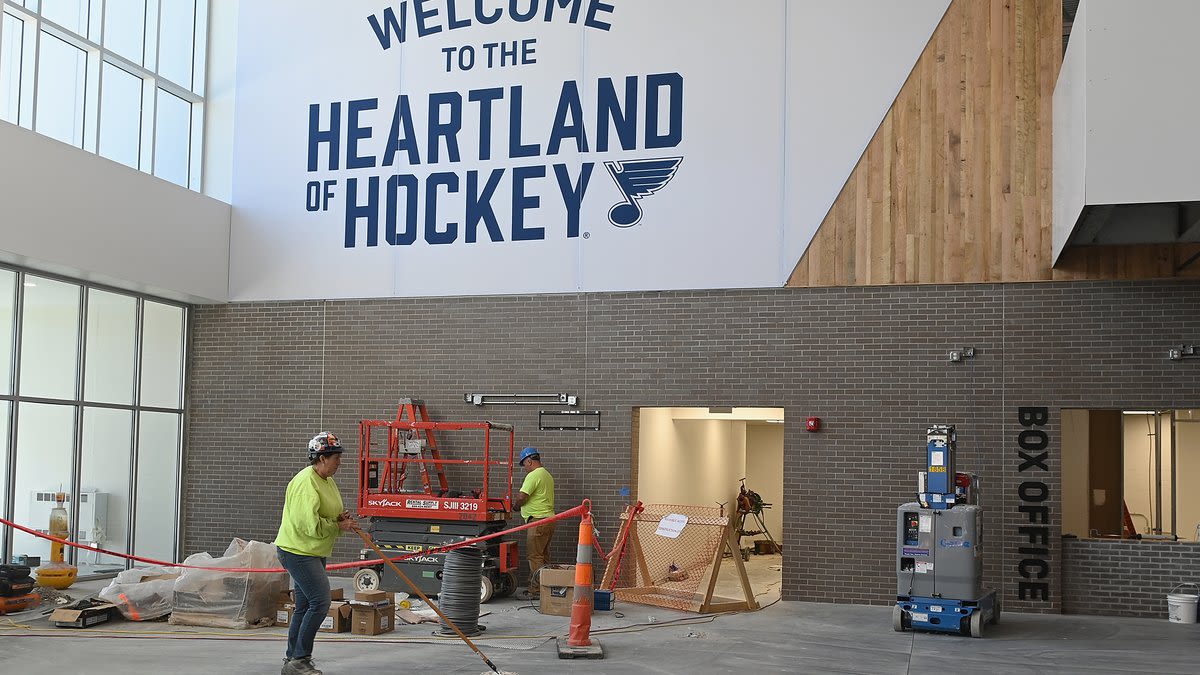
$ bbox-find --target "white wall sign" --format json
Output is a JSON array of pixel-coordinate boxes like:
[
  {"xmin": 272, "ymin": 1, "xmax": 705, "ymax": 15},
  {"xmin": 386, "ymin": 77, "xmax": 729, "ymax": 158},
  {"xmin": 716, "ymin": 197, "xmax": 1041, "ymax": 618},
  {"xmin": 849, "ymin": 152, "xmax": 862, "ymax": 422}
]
[
  {"xmin": 655, "ymin": 513, "xmax": 688, "ymax": 538},
  {"xmin": 229, "ymin": 1, "xmax": 948, "ymax": 300}
]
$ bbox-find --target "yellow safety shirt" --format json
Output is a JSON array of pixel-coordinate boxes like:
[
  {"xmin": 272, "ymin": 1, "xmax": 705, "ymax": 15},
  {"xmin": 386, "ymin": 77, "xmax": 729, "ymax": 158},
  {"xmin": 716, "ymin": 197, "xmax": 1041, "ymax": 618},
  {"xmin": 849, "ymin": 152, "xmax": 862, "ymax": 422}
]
[
  {"xmin": 275, "ymin": 466, "xmax": 344, "ymax": 558},
  {"xmin": 519, "ymin": 466, "xmax": 555, "ymax": 520}
]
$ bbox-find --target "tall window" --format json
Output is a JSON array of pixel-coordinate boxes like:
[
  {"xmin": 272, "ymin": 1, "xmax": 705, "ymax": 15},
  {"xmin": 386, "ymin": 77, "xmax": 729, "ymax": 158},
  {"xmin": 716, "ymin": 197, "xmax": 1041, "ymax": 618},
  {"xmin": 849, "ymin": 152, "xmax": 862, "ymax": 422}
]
[
  {"xmin": 0, "ymin": 265, "xmax": 188, "ymax": 573},
  {"xmin": 0, "ymin": 0, "xmax": 207, "ymax": 190}
]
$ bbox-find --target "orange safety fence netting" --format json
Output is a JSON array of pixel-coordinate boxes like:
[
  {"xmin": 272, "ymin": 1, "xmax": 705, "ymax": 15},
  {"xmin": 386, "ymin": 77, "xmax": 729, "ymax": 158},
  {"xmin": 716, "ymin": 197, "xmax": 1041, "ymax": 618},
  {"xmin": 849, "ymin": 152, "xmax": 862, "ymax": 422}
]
[{"xmin": 603, "ymin": 503, "xmax": 728, "ymax": 613}]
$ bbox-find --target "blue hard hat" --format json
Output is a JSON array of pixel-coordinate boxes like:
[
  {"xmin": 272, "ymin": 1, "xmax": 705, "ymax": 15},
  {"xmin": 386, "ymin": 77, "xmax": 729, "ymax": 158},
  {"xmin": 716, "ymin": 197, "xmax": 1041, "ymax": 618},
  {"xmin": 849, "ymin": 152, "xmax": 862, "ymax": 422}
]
[{"xmin": 518, "ymin": 447, "xmax": 540, "ymax": 464}]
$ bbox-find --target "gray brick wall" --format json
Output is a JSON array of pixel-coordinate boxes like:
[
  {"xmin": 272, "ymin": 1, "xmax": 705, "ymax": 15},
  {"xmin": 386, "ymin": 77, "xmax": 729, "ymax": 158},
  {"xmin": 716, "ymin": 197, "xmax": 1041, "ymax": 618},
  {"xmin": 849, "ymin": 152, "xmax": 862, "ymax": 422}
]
[
  {"xmin": 1063, "ymin": 539, "xmax": 1200, "ymax": 617},
  {"xmin": 185, "ymin": 280, "xmax": 1200, "ymax": 616}
]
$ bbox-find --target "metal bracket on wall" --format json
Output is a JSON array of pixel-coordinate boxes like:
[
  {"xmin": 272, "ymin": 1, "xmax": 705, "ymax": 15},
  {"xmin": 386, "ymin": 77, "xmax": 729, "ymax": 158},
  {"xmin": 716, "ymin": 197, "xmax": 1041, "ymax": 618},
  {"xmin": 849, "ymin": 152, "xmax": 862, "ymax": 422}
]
[
  {"xmin": 948, "ymin": 347, "xmax": 976, "ymax": 362},
  {"xmin": 1168, "ymin": 345, "xmax": 1197, "ymax": 361},
  {"xmin": 539, "ymin": 410, "xmax": 601, "ymax": 431},
  {"xmin": 463, "ymin": 392, "xmax": 578, "ymax": 406}
]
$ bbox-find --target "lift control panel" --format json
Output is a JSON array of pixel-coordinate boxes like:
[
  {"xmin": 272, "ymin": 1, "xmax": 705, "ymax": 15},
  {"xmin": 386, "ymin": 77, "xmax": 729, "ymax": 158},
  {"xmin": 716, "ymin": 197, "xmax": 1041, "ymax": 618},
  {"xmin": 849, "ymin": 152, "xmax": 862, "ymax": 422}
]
[{"xmin": 903, "ymin": 511, "xmax": 920, "ymax": 547}]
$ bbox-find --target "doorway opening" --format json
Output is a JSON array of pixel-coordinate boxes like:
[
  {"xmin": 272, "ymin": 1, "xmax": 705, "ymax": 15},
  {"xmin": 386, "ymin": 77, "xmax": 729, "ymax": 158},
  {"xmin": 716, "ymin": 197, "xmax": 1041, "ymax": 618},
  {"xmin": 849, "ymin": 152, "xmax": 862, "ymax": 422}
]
[{"xmin": 631, "ymin": 407, "xmax": 783, "ymax": 604}]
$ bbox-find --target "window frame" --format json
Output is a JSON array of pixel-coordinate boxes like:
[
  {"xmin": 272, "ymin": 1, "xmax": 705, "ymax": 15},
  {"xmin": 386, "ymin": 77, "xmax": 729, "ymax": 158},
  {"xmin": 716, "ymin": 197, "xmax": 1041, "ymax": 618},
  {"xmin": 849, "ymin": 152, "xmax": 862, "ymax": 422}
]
[
  {"xmin": 0, "ymin": 0, "xmax": 206, "ymax": 190},
  {"xmin": 0, "ymin": 262, "xmax": 189, "ymax": 569}
]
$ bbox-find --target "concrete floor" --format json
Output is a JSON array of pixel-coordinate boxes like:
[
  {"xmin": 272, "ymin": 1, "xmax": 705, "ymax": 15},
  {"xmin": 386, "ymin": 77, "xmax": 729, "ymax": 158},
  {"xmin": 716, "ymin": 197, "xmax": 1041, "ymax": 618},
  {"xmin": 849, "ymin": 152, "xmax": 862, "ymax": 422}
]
[{"xmin": 2, "ymin": 573, "xmax": 1198, "ymax": 675}]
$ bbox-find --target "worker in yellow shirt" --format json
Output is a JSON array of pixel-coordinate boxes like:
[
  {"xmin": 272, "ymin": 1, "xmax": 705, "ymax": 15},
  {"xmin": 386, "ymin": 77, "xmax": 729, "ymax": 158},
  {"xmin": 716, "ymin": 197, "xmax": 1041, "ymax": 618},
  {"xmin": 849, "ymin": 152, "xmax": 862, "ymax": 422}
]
[
  {"xmin": 514, "ymin": 447, "xmax": 555, "ymax": 600},
  {"xmin": 274, "ymin": 433, "xmax": 356, "ymax": 675}
]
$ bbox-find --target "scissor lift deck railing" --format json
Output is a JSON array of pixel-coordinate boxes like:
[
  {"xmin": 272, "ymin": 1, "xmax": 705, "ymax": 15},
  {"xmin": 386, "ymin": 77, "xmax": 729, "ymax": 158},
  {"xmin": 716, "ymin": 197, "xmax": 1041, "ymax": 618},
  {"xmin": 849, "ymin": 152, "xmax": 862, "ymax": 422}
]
[
  {"xmin": 353, "ymin": 401, "xmax": 520, "ymax": 602},
  {"xmin": 357, "ymin": 409, "xmax": 515, "ymax": 523}
]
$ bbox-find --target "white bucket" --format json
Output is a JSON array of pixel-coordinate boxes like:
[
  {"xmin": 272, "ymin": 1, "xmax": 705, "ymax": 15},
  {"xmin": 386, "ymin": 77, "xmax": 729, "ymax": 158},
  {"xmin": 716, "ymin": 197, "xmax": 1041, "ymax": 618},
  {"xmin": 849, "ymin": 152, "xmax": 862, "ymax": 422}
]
[{"xmin": 1167, "ymin": 584, "xmax": 1199, "ymax": 623}]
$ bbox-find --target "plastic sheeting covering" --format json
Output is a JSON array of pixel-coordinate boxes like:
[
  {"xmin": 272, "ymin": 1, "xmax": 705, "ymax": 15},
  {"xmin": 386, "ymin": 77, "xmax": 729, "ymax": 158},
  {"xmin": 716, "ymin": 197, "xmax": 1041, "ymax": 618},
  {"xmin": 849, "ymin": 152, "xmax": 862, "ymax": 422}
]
[
  {"xmin": 99, "ymin": 566, "xmax": 180, "ymax": 621},
  {"xmin": 168, "ymin": 539, "xmax": 288, "ymax": 629}
]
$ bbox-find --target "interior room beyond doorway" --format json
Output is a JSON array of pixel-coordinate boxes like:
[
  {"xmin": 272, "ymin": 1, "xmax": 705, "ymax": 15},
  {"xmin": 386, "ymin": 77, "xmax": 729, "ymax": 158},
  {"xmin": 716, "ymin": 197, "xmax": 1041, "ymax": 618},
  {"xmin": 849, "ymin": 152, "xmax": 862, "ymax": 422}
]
[
  {"xmin": 1062, "ymin": 408, "xmax": 1200, "ymax": 541},
  {"xmin": 633, "ymin": 407, "xmax": 784, "ymax": 604}
]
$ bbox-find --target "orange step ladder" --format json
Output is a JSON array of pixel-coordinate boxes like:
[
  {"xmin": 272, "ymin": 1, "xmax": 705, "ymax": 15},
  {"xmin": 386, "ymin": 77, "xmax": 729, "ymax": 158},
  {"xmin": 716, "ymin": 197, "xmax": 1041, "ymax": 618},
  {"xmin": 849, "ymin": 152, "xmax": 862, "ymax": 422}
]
[{"xmin": 379, "ymin": 398, "xmax": 449, "ymax": 497}]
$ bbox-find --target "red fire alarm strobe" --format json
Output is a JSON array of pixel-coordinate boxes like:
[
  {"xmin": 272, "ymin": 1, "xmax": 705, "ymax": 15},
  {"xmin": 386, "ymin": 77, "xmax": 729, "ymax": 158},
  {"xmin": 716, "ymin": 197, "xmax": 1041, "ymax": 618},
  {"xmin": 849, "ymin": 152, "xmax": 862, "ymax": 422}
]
[{"xmin": 806, "ymin": 417, "xmax": 821, "ymax": 432}]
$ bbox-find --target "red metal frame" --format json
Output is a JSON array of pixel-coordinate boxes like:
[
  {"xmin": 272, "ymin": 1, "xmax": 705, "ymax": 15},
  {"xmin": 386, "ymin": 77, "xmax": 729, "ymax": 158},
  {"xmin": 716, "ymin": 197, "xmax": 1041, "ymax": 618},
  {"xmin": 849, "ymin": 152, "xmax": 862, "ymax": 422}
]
[
  {"xmin": 498, "ymin": 540, "xmax": 518, "ymax": 572},
  {"xmin": 357, "ymin": 403, "xmax": 514, "ymax": 522}
]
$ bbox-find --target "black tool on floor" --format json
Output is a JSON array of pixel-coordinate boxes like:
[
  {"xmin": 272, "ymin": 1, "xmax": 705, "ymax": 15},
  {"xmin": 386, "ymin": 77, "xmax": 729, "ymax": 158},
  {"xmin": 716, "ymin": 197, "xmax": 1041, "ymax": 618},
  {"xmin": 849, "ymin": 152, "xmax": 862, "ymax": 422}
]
[{"xmin": 0, "ymin": 564, "xmax": 35, "ymax": 597}]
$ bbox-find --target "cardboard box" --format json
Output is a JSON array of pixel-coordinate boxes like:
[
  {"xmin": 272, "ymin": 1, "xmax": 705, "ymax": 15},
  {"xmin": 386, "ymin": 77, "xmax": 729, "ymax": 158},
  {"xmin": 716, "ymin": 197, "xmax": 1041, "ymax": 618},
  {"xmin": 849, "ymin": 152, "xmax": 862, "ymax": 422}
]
[
  {"xmin": 276, "ymin": 587, "xmax": 350, "ymax": 628},
  {"xmin": 275, "ymin": 602, "xmax": 294, "ymax": 627},
  {"xmin": 351, "ymin": 603, "xmax": 395, "ymax": 635},
  {"xmin": 539, "ymin": 565, "xmax": 576, "ymax": 617},
  {"xmin": 353, "ymin": 590, "xmax": 391, "ymax": 604},
  {"xmin": 319, "ymin": 601, "xmax": 353, "ymax": 633},
  {"xmin": 283, "ymin": 587, "xmax": 342, "ymax": 601},
  {"xmin": 50, "ymin": 601, "xmax": 118, "ymax": 628},
  {"xmin": 396, "ymin": 608, "xmax": 439, "ymax": 625}
]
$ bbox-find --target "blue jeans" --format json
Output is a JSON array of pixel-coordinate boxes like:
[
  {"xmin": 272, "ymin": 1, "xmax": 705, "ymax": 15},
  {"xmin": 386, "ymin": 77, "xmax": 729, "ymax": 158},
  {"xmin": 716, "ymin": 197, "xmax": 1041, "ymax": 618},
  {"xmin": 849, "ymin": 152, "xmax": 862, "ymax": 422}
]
[{"xmin": 277, "ymin": 547, "xmax": 330, "ymax": 661}]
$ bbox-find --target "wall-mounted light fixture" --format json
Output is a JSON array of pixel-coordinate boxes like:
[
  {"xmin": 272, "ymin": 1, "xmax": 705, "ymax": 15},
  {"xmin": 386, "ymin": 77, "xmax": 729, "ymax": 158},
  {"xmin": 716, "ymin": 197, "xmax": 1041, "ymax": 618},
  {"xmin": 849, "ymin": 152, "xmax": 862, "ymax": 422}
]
[
  {"xmin": 949, "ymin": 347, "xmax": 976, "ymax": 362},
  {"xmin": 464, "ymin": 392, "xmax": 577, "ymax": 406},
  {"xmin": 1168, "ymin": 345, "xmax": 1196, "ymax": 361}
]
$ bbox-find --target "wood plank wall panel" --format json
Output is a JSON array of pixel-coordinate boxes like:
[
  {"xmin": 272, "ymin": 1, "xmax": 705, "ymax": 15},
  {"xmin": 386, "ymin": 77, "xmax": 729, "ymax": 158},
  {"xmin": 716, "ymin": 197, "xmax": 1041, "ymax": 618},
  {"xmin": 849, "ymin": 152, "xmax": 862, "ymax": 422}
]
[{"xmin": 788, "ymin": 0, "xmax": 1200, "ymax": 287}]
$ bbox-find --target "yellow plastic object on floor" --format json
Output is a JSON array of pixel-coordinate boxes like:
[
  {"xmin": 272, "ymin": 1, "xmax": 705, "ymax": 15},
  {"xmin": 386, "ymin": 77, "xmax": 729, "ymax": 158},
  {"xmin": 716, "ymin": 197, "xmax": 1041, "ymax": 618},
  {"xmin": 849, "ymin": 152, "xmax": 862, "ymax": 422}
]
[
  {"xmin": 36, "ymin": 563, "xmax": 78, "ymax": 590},
  {"xmin": 48, "ymin": 493, "xmax": 70, "ymax": 563}
]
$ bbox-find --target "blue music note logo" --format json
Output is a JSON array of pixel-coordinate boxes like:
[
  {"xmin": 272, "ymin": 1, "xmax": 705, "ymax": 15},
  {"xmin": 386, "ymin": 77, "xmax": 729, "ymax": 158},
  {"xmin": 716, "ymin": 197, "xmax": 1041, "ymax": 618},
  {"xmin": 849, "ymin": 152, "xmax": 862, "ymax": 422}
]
[{"xmin": 603, "ymin": 157, "xmax": 684, "ymax": 228}]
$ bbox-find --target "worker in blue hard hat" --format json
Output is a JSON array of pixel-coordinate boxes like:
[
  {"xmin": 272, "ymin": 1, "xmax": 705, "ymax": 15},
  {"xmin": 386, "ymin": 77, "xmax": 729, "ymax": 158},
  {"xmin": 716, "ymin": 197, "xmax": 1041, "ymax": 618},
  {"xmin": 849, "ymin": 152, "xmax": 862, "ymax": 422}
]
[{"xmin": 514, "ymin": 447, "xmax": 555, "ymax": 601}]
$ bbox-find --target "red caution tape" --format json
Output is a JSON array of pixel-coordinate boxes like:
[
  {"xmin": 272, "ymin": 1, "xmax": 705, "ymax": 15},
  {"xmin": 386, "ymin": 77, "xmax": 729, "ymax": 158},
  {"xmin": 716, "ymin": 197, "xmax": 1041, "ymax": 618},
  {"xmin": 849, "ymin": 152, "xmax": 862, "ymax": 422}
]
[{"xmin": 0, "ymin": 504, "xmax": 587, "ymax": 574}]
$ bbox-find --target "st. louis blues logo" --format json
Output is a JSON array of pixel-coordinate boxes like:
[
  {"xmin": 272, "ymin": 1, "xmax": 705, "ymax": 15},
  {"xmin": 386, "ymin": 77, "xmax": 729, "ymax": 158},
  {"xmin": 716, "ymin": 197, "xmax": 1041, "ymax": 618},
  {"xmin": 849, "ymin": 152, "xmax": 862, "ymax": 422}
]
[{"xmin": 604, "ymin": 157, "xmax": 683, "ymax": 227}]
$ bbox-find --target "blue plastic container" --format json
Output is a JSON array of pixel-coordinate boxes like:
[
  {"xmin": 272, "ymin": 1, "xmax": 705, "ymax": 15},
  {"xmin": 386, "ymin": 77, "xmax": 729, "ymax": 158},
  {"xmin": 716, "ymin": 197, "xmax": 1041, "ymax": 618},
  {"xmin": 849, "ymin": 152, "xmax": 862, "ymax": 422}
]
[{"xmin": 593, "ymin": 589, "xmax": 614, "ymax": 611}]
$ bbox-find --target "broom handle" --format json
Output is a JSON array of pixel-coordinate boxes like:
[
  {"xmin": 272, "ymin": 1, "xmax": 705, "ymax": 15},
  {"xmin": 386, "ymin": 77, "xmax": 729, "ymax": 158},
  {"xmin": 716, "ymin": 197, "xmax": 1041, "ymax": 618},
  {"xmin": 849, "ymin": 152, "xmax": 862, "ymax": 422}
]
[{"xmin": 352, "ymin": 526, "xmax": 501, "ymax": 674}]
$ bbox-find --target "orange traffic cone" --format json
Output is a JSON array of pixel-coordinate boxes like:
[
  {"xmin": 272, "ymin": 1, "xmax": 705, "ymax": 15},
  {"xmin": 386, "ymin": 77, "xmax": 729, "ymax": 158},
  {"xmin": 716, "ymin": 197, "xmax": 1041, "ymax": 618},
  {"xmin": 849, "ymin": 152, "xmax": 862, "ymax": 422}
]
[{"xmin": 557, "ymin": 500, "xmax": 604, "ymax": 659}]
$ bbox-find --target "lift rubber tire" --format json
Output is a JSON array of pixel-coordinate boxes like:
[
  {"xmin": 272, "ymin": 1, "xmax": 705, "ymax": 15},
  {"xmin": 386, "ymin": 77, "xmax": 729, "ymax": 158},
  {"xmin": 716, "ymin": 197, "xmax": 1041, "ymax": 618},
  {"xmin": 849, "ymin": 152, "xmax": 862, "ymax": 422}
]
[
  {"xmin": 991, "ymin": 601, "xmax": 1001, "ymax": 625},
  {"xmin": 354, "ymin": 567, "xmax": 382, "ymax": 593},
  {"xmin": 480, "ymin": 575, "xmax": 495, "ymax": 604},
  {"xmin": 969, "ymin": 611, "xmax": 983, "ymax": 638},
  {"xmin": 892, "ymin": 605, "xmax": 905, "ymax": 632},
  {"xmin": 496, "ymin": 572, "xmax": 517, "ymax": 598}
]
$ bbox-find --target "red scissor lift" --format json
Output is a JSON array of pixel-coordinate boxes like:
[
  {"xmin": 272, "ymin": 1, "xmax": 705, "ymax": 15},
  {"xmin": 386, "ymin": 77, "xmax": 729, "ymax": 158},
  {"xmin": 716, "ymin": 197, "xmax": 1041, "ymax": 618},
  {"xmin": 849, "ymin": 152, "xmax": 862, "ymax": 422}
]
[{"xmin": 354, "ymin": 399, "xmax": 519, "ymax": 602}]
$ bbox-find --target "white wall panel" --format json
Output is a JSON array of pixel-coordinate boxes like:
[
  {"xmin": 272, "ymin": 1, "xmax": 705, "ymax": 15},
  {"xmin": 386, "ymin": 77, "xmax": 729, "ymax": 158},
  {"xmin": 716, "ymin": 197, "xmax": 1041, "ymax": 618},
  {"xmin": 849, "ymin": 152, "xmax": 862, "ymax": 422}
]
[
  {"xmin": 392, "ymin": 5, "xmax": 587, "ymax": 297},
  {"xmin": 229, "ymin": 1, "xmax": 400, "ymax": 300},
  {"xmin": 782, "ymin": 0, "xmax": 949, "ymax": 280},
  {"xmin": 229, "ymin": 0, "xmax": 942, "ymax": 301},
  {"xmin": 1084, "ymin": 0, "xmax": 1200, "ymax": 205},
  {"xmin": 1054, "ymin": 0, "xmax": 1200, "ymax": 263},
  {"xmin": 1053, "ymin": 0, "xmax": 1088, "ymax": 263},
  {"xmin": 0, "ymin": 120, "xmax": 230, "ymax": 302},
  {"xmin": 576, "ymin": 1, "xmax": 784, "ymax": 293}
]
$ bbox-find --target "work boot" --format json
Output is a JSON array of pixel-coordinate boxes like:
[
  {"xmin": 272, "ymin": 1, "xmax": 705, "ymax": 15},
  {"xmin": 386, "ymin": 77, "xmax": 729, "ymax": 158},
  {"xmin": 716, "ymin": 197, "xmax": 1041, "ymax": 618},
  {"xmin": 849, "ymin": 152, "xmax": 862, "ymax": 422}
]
[{"xmin": 283, "ymin": 657, "xmax": 322, "ymax": 675}]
